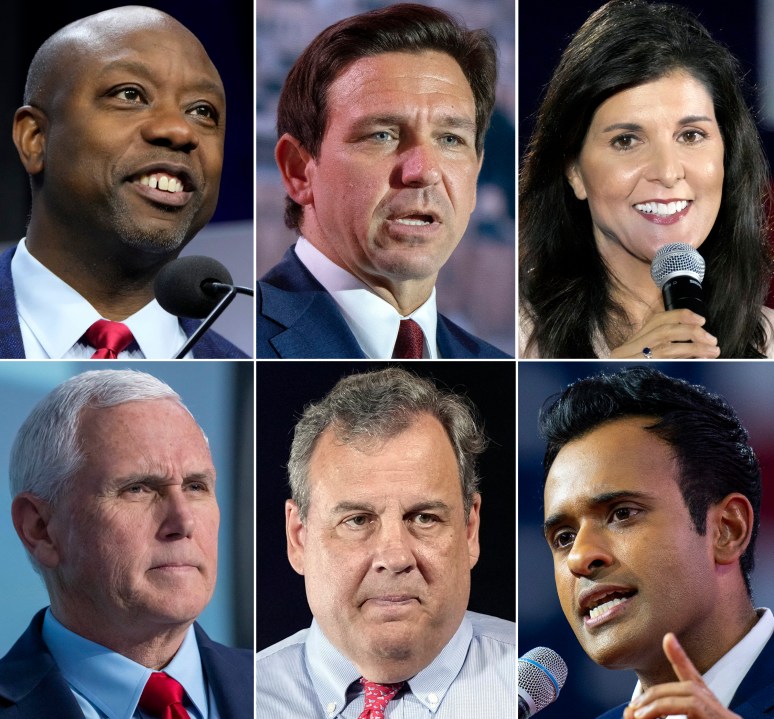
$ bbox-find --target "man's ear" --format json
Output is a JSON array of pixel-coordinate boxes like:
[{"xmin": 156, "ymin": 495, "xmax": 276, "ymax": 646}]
[
  {"xmin": 11, "ymin": 492, "xmax": 60, "ymax": 568},
  {"xmin": 710, "ymin": 493, "xmax": 754, "ymax": 566},
  {"xmin": 565, "ymin": 160, "xmax": 588, "ymax": 201},
  {"xmin": 285, "ymin": 499, "xmax": 307, "ymax": 576},
  {"xmin": 275, "ymin": 133, "xmax": 315, "ymax": 207},
  {"xmin": 13, "ymin": 106, "xmax": 47, "ymax": 176}
]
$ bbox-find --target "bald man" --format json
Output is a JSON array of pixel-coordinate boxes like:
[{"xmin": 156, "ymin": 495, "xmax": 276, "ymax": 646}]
[{"xmin": 2, "ymin": 6, "xmax": 247, "ymax": 359}]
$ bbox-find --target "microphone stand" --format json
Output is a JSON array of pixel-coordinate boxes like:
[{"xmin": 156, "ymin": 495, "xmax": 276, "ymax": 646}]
[{"xmin": 173, "ymin": 283, "xmax": 254, "ymax": 359}]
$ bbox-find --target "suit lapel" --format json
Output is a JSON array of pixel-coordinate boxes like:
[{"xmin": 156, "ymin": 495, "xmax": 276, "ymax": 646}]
[
  {"xmin": 0, "ymin": 246, "xmax": 27, "ymax": 358},
  {"xmin": 730, "ymin": 632, "xmax": 774, "ymax": 715},
  {"xmin": 194, "ymin": 624, "xmax": 253, "ymax": 719}
]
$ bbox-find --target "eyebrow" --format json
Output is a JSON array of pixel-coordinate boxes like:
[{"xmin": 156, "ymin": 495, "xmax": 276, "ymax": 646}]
[
  {"xmin": 350, "ymin": 114, "xmax": 476, "ymax": 133},
  {"xmin": 600, "ymin": 115, "xmax": 715, "ymax": 133},
  {"xmin": 543, "ymin": 489, "xmax": 655, "ymax": 536},
  {"xmin": 114, "ymin": 471, "xmax": 216, "ymax": 487},
  {"xmin": 330, "ymin": 499, "xmax": 452, "ymax": 515}
]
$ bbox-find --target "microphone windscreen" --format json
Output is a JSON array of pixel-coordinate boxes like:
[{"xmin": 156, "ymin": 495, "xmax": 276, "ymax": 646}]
[
  {"xmin": 518, "ymin": 646, "xmax": 568, "ymax": 715},
  {"xmin": 154, "ymin": 255, "xmax": 234, "ymax": 319},
  {"xmin": 650, "ymin": 243, "xmax": 705, "ymax": 289}
]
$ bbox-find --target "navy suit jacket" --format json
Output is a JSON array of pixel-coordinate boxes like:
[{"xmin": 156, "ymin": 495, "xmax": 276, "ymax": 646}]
[
  {"xmin": 595, "ymin": 633, "xmax": 774, "ymax": 719},
  {"xmin": 0, "ymin": 609, "xmax": 252, "ymax": 719},
  {"xmin": 0, "ymin": 247, "xmax": 248, "ymax": 359},
  {"xmin": 256, "ymin": 245, "xmax": 512, "ymax": 359}
]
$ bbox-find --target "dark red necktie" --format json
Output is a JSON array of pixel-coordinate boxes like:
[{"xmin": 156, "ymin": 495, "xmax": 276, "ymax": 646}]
[
  {"xmin": 138, "ymin": 672, "xmax": 191, "ymax": 719},
  {"xmin": 358, "ymin": 678, "xmax": 404, "ymax": 719},
  {"xmin": 392, "ymin": 319, "xmax": 424, "ymax": 359},
  {"xmin": 84, "ymin": 319, "xmax": 134, "ymax": 359}
]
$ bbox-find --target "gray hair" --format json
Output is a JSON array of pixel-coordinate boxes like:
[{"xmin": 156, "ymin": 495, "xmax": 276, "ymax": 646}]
[
  {"xmin": 288, "ymin": 367, "xmax": 488, "ymax": 520},
  {"xmin": 10, "ymin": 369, "xmax": 186, "ymax": 505}
]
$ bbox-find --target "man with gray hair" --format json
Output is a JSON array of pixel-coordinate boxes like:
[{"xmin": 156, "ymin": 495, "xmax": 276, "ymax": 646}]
[
  {"xmin": 0, "ymin": 369, "xmax": 251, "ymax": 718},
  {"xmin": 255, "ymin": 365, "xmax": 515, "ymax": 717}
]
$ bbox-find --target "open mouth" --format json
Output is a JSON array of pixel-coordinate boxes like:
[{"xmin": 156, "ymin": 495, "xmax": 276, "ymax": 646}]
[
  {"xmin": 136, "ymin": 171, "xmax": 194, "ymax": 194},
  {"xmin": 634, "ymin": 200, "xmax": 690, "ymax": 217},
  {"xmin": 395, "ymin": 214, "xmax": 435, "ymax": 226},
  {"xmin": 582, "ymin": 589, "xmax": 637, "ymax": 621}
]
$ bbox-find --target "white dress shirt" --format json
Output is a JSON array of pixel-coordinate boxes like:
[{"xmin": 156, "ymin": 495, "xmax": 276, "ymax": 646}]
[
  {"xmin": 294, "ymin": 237, "xmax": 439, "ymax": 358},
  {"xmin": 630, "ymin": 607, "xmax": 774, "ymax": 717},
  {"xmin": 11, "ymin": 238, "xmax": 190, "ymax": 358}
]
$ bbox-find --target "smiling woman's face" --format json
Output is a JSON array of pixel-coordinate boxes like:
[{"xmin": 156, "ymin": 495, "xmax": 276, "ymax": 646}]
[{"xmin": 566, "ymin": 71, "xmax": 724, "ymax": 270}]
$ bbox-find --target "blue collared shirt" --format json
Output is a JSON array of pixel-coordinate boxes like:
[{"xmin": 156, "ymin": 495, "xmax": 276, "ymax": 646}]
[
  {"xmin": 255, "ymin": 611, "xmax": 515, "ymax": 718},
  {"xmin": 42, "ymin": 609, "xmax": 219, "ymax": 719}
]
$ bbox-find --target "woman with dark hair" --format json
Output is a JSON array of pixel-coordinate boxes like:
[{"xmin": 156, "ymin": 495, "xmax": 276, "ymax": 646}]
[{"xmin": 519, "ymin": 0, "xmax": 774, "ymax": 358}]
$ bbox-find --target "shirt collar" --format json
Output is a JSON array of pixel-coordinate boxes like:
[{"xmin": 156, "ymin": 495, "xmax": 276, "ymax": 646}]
[
  {"xmin": 11, "ymin": 238, "xmax": 187, "ymax": 358},
  {"xmin": 304, "ymin": 614, "xmax": 473, "ymax": 717},
  {"xmin": 42, "ymin": 608, "xmax": 209, "ymax": 719},
  {"xmin": 631, "ymin": 607, "xmax": 774, "ymax": 710},
  {"xmin": 294, "ymin": 237, "xmax": 439, "ymax": 359}
]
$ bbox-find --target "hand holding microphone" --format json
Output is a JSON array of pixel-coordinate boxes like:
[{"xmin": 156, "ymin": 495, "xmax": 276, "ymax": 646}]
[{"xmin": 610, "ymin": 243, "xmax": 719, "ymax": 359}]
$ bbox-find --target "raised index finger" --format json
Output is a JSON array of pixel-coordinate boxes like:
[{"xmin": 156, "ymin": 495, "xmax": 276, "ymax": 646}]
[{"xmin": 662, "ymin": 632, "xmax": 705, "ymax": 684}]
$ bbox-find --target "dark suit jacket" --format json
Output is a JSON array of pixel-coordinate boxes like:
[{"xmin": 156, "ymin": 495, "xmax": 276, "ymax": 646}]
[
  {"xmin": 595, "ymin": 633, "xmax": 774, "ymax": 719},
  {"xmin": 0, "ymin": 609, "xmax": 253, "ymax": 718},
  {"xmin": 0, "ymin": 247, "xmax": 248, "ymax": 359},
  {"xmin": 256, "ymin": 245, "xmax": 512, "ymax": 359}
]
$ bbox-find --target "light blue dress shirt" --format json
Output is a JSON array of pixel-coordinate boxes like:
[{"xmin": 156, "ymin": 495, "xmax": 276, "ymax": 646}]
[
  {"xmin": 42, "ymin": 609, "xmax": 219, "ymax": 719},
  {"xmin": 255, "ymin": 610, "xmax": 515, "ymax": 718}
]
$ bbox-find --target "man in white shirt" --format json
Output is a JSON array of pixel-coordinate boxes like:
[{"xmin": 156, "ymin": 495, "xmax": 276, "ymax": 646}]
[
  {"xmin": 539, "ymin": 366, "xmax": 774, "ymax": 719},
  {"xmin": 4, "ymin": 6, "xmax": 246, "ymax": 359},
  {"xmin": 256, "ymin": 4, "xmax": 511, "ymax": 359},
  {"xmin": 255, "ymin": 366, "xmax": 515, "ymax": 717}
]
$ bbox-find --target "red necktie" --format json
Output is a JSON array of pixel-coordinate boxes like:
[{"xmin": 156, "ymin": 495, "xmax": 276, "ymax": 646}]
[
  {"xmin": 84, "ymin": 319, "xmax": 135, "ymax": 359},
  {"xmin": 392, "ymin": 319, "xmax": 424, "ymax": 359},
  {"xmin": 139, "ymin": 672, "xmax": 191, "ymax": 719},
  {"xmin": 358, "ymin": 678, "xmax": 404, "ymax": 719}
]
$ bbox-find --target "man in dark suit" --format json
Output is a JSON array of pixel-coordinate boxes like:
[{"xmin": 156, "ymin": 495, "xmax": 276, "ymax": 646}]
[
  {"xmin": 0, "ymin": 369, "xmax": 252, "ymax": 718},
  {"xmin": 257, "ymin": 3, "xmax": 511, "ymax": 359},
  {"xmin": 7, "ymin": 6, "xmax": 247, "ymax": 359},
  {"xmin": 540, "ymin": 367, "xmax": 773, "ymax": 719}
]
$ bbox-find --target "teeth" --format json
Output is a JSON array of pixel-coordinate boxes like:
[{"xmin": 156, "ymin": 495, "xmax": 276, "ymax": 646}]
[
  {"xmin": 396, "ymin": 218, "xmax": 431, "ymax": 226},
  {"xmin": 589, "ymin": 596, "xmax": 628, "ymax": 619},
  {"xmin": 139, "ymin": 174, "xmax": 184, "ymax": 193},
  {"xmin": 634, "ymin": 200, "xmax": 689, "ymax": 216}
]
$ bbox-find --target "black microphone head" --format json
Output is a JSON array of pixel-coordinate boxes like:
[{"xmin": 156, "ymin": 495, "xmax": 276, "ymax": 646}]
[
  {"xmin": 650, "ymin": 243, "xmax": 705, "ymax": 289},
  {"xmin": 518, "ymin": 646, "xmax": 568, "ymax": 716},
  {"xmin": 154, "ymin": 255, "xmax": 234, "ymax": 319}
]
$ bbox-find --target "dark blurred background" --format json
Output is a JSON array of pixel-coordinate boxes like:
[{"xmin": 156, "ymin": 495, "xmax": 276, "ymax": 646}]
[
  {"xmin": 0, "ymin": 0, "xmax": 254, "ymax": 354},
  {"xmin": 519, "ymin": 360, "xmax": 774, "ymax": 718}
]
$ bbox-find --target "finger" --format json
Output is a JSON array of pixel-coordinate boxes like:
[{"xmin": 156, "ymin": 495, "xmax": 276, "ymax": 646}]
[{"xmin": 663, "ymin": 632, "xmax": 704, "ymax": 684}]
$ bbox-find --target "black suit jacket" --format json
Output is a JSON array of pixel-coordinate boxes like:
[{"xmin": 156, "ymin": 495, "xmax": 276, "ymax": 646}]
[
  {"xmin": 0, "ymin": 609, "xmax": 252, "ymax": 718},
  {"xmin": 0, "ymin": 246, "xmax": 248, "ymax": 359},
  {"xmin": 256, "ymin": 245, "xmax": 513, "ymax": 359}
]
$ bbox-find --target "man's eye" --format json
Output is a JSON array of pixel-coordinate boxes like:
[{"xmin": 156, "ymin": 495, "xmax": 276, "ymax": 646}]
[
  {"xmin": 343, "ymin": 515, "xmax": 370, "ymax": 528},
  {"xmin": 610, "ymin": 507, "xmax": 640, "ymax": 522},
  {"xmin": 553, "ymin": 530, "xmax": 575, "ymax": 549},
  {"xmin": 189, "ymin": 104, "xmax": 218, "ymax": 122},
  {"xmin": 413, "ymin": 513, "xmax": 438, "ymax": 525},
  {"xmin": 114, "ymin": 87, "xmax": 143, "ymax": 103}
]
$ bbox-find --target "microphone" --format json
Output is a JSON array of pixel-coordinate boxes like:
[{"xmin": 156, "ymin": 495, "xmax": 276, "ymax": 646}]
[
  {"xmin": 518, "ymin": 647, "xmax": 568, "ymax": 718},
  {"xmin": 650, "ymin": 242, "xmax": 706, "ymax": 318},
  {"xmin": 153, "ymin": 255, "xmax": 254, "ymax": 359}
]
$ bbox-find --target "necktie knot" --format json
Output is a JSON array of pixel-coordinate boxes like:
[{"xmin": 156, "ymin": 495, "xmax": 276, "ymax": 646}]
[
  {"xmin": 139, "ymin": 672, "xmax": 190, "ymax": 719},
  {"xmin": 358, "ymin": 678, "xmax": 404, "ymax": 719},
  {"xmin": 85, "ymin": 319, "xmax": 135, "ymax": 359},
  {"xmin": 393, "ymin": 318, "xmax": 424, "ymax": 359}
]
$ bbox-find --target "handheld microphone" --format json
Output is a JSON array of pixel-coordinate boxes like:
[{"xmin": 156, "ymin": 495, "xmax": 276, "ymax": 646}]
[
  {"xmin": 650, "ymin": 242, "xmax": 706, "ymax": 318},
  {"xmin": 153, "ymin": 255, "xmax": 254, "ymax": 359},
  {"xmin": 518, "ymin": 647, "xmax": 568, "ymax": 718}
]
